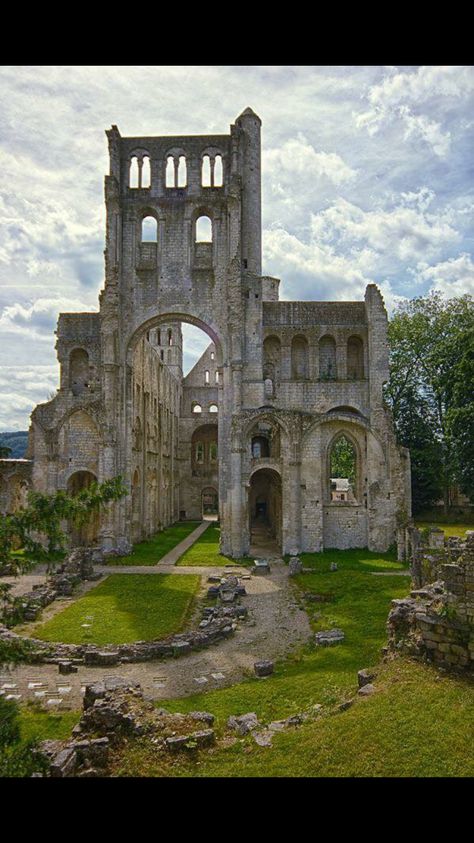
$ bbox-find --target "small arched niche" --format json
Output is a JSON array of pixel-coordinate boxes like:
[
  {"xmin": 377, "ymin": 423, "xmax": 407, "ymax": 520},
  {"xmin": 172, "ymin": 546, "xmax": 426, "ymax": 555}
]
[
  {"xmin": 69, "ymin": 348, "xmax": 90, "ymax": 396},
  {"xmin": 263, "ymin": 336, "xmax": 281, "ymax": 386},
  {"xmin": 347, "ymin": 336, "xmax": 364, "ymax": 380},
  {"xmin": 319, "ymin": 335, "xmax": 337, "ymax": 380},
  {"xmin": 291, "ymin": 335, "xmax": 309, "ymax": 380}
]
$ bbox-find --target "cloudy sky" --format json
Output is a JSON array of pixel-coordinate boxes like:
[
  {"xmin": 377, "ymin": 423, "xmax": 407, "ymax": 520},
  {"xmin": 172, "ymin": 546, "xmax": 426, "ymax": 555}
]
[{"xmin": 1, "ymin": 65, "xmax": 473, "ymax": 430}]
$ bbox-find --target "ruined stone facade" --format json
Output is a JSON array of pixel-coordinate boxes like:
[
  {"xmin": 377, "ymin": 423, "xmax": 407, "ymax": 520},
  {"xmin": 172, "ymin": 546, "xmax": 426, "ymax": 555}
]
[{"xmin": 2, "ymin": 108, "xmax": 411, "ymax": 557}]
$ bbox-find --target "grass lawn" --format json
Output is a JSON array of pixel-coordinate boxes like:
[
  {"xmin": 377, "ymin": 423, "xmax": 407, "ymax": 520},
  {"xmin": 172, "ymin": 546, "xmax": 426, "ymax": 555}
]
[
  {"xmin": 111, "ymin": 547, "xmax": 474, "ymax": 777},
  {"xmin": 175, "ymin": 523, "xmax": 255, "ymax": 567},
  {"xmin": 415, "ymin": 521, "xmax": 472, "ymax": 538},
  {"xmin": 166, "ymin": 548, "xmax": 411, "ymax": 723},
  {"xmin": 31, "ymin": 573, "xmax": 200, "ymax": 645},
  {"xmin": 18, "ymin": 707, "xmax": 80, "ymax": 744},
  {"xmin": 110, "ymin": 521, "xmax": 202, "ymax": 566}
]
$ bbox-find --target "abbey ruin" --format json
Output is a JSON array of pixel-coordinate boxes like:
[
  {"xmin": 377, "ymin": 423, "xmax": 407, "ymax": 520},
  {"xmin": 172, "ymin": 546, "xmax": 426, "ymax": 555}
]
[{"xmin": 0, "ymin": 108, "xmax": 411, "ymax": 558}]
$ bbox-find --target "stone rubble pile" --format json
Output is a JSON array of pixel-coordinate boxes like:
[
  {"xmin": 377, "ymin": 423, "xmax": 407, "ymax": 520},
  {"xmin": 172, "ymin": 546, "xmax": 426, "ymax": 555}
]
[
  {"xmin": 1, "ymin": 547, "xmax": 102, "ymax": 626},
  {"xmin": 33, "ymin": 677, "xmax": 217, "ymax": 777}
]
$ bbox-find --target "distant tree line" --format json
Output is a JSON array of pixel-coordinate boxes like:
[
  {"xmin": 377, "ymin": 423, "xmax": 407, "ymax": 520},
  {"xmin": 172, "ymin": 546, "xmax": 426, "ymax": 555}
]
[
  {"xmin": 0, "ymin": 432, "xmax": 28, "ymax": 459},
  {"xmin": 385, "ymin": 293, "xmax": 474, "ymax": 515}
]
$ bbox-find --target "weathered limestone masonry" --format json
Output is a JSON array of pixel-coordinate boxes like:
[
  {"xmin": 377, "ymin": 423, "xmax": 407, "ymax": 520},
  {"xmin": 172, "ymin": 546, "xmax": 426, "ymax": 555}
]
[
  {"xmin": 387, "ymin": 530, "xmax": 474, "ymax": 672},
  {"xmin": 0, "ymin": 458, "xmax": 32, "ymax": 516},
  {"xmin": 9, "ymin": 108, "xmax": 409, "ymax": 557}
]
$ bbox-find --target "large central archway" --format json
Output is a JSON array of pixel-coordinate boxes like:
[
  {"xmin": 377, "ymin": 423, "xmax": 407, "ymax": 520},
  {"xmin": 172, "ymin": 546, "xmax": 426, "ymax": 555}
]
[
  {"xmin": 249, "ymin": 467, "xmax": 282, "ymax": 557},
  {"xmin": 119, "ymin": 311, "xmax": 227, "ymax": 551}
]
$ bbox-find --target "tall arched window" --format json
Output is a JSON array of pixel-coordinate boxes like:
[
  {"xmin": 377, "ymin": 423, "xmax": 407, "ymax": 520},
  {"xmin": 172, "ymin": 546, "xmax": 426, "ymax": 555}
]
[
  {"xmin": 166, "ymin": 156, "xmax": 175, "ymax": 187},
  {"xmin": 141, "ymin": 156, "xmax": 151, "ymax": 188},
  {"xmin": 201, "ymin": 155, "xmax": 211, "ymax": 187},
  {"xmin": 347, "ymin": 336, "xmax": 364, "ymax": 380},
  {"xmin": 177, "ymin": 155, "xmax": 187, "ymax": 187},
  {"xmin": 205, "ymin": 370, "xmax": 210, "ymax": 384},
  {"xmin": 129, "ymin": 156, "xmax": 139, "ymax": 188},
  {"xmin": 141, "ymin": 216, "xmax": 157, "ymax": 242},
  {"xmin": 319, "ymin": 335, "xmax": 337, "ymax": 380},
  {"xmin": 251, "ymin": 435, "xmax": 270, "ymax": 459},
  {"xmin": 329, "ymin": 435, "xmax": 357, "ymax": 503},
  {"xmin": 196, "ymin": 215, "xmax": 212, "ymax": 242},
  {"xmin": 291, "ymin": 335, "xmax": 309, "ymax": 380},
  {"xmin": 214, "ymin": 155, "xmax": 223, "ymax": 186}
]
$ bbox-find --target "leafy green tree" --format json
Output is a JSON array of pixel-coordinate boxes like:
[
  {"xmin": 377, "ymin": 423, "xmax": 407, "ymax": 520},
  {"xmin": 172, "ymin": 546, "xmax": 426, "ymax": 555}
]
[
  {"xmin": 386, "ymin": 293, "xmax": 474, "ymax": 513},
  {"xmin": 330, "ymin": 436, "xmax": 356, "ymax": 485},
  {"xmin": 0, "ymin": 476, "xmax": 127, "ymax": 576},
  {"xmin": 0, "ymin": 445, "xmax": 12, "ymax": 458}
]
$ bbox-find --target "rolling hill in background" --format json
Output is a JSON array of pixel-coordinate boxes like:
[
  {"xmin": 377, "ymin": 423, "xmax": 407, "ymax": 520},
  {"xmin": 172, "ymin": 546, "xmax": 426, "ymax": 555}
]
[{"xmin": 0, "ymin": 431, "xmax": 29, "ymax": 458}]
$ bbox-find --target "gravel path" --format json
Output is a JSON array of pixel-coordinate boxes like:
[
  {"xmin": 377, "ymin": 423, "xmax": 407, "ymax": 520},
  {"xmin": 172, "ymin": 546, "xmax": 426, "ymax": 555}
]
[{"xmin": 1, "ymin": 560, "xmax": 312, "ymax": 710}]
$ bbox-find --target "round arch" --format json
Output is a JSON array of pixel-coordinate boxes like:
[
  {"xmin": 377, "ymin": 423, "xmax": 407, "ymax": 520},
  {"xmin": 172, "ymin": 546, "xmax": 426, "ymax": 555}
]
[
  {"xmin": 248, "ymin": 467, "xmax": 282, "ymax": 556},
  {"xmin": 126, "ymin": 312, "xmax": 223, "ymax": 366}
]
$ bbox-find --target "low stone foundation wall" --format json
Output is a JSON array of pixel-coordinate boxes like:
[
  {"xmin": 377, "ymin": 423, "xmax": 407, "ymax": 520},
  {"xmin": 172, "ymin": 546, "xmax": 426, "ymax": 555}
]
[
  {"xmin": 387, "ymin": 532, "xmax": 474, "ymax": 673},
  {"xmin": 0, "ymin": 611, "xmax": 238, "ymax": 666},
  {"xmin": 0, "ymin": 573, "xmax": 249, "ymax": 665}
]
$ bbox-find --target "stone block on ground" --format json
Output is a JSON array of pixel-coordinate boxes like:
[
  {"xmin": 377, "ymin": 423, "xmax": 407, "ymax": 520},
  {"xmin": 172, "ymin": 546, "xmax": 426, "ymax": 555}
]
[
  {"xmin": 357, "ymin": 668, "xmax": 376, "ymax": 688},
  {"xmin": 254, "ymin": 660, "xmax": 274, "ymax": 677},
  {"xmin": 288, "ymin": 557, "xmax": 303, "ymax": 576},
  {"xmin": 58, "ymin": 661, "xmax": 78, "ymax": 675},
  {"xmin": 357, "ymin": 683, "xmax": 375, "ymax": 696},
  {"xmin": 253, "ymin": 560, "xmax": 271, "ymax": 575},
  {"xmin": 227, "ymin": 712, "xmax": 260, "ymax": 735},
  {"xmin": 314, "ymin": 629, "xmax": 345, "ymax": 647}
]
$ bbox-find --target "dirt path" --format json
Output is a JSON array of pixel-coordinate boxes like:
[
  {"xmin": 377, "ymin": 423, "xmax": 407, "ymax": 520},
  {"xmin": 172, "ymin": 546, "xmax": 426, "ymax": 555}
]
[{"xmin": 1, "ymin": 560, "xmax": 312, "ymax": 710}]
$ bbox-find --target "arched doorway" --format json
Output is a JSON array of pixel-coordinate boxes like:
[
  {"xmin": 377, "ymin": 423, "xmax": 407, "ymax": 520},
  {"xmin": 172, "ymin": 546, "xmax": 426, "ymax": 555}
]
[
  {"xmin": 67, "ymin": 470, "xmax": 99, "ymax": 546},
  {"xmin": 249, "ymin": 468, "xmax": 282, "ymax": 557}
]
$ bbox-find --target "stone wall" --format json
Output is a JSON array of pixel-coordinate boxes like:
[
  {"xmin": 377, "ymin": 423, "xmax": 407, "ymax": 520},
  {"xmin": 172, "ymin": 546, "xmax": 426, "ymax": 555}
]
[
  {"xmin": 387, "ymin": 531, "xmax": 474, "ymax": 673},
  {"xmin": 0, "ymin": 459, "xmax": 32, "ymax": 515}
]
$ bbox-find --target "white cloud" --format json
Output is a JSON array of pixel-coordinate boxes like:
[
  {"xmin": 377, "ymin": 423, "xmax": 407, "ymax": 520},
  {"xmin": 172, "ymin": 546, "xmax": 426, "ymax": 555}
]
[
  {"xmin": 354, "ymin": 66, "xmax": 474, "ymax": 157},
  {"xmin": 310, "ymin": 197, "xmax": 460, "ymax": 264},
  {"xmin": 264, "ymin": 135, "xmax": 356, "ymax": 186},
  {"xmin": 411, "ymin": 253, "xmax": 474, "ymax": 298},
  {"xmin": 0, "ymin": 296, "xmax": 96, "ymax": 339}
]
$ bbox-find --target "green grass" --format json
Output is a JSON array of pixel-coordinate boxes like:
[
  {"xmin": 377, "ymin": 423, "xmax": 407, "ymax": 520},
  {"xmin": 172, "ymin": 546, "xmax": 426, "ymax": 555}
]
[
  {"xmin": 175, "ymin": 523, "xmax": 254, "ymax": 567},
  {"xmin": 111, "ymin": 546, "xmax": 474, "ymax": 777},
  {"xmin": 110, "ymin": 521, "xmax": 202, "ymax": 566},
  {"xmin": 18, "ymin": 707, "xmax": 80, "ymax": 744},
  {"xmin": 415, "ymin": 521, "xmax": 472, "ymax": 538},
  {"xmin": 112, "ymin": 658, "xmax": 474, "ymax": 778},
  {"xmin": 162, "ymin": 549, "xmax": 411, "ymax": 724},
  {"xmin": 31, "ymin": 573, "xmax": 200, "ymax": 645}
]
